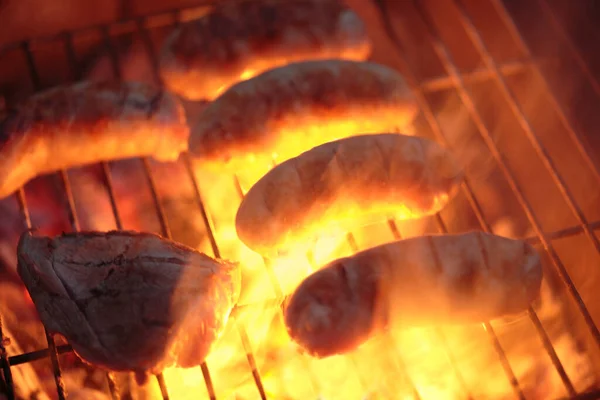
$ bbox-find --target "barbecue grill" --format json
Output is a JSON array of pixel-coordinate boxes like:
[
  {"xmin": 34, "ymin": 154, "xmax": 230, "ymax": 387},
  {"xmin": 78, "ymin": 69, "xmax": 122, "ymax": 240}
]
[{"xmin": 1, "ymin": 0, "xmax": 600, "ymax": 399}]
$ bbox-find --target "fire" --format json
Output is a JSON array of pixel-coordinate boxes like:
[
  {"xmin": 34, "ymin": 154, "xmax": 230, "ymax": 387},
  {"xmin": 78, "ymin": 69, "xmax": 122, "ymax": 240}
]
[
  {"xmin": 130, "ymin": 151, "xmax": 588, "ymax": 400},
  {"xmin": 199, "ymin": 117, "xmax": 418, "ymax": 192}
]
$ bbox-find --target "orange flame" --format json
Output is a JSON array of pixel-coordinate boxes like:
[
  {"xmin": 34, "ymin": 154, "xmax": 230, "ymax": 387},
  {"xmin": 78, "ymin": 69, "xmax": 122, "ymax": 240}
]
[{"xmin": 131, "ymin": 114, "xmax": 593, "ymax": 399}]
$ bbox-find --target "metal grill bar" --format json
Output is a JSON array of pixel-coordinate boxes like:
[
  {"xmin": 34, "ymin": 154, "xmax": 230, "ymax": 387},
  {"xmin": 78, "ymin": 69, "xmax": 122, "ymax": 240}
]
[
  {"xmin": 236, "ymin": 325, "xmax": 267, "ymax": 400},
  {"xmin": 57, "ymin": 171, "xmax": 81, "ymax": 231},
  {"xmin": 0, "ymin": 3, "xmax": 214, "ymax": 52},
  {"xmin": 141, "ymin": 158, "xmax": 173, "ymax": 239},
  {"xmin": 184, "ymin": 168, "xmax": 267, "ymax": 400},
  {"xmin": 100, "ymin": 162, "xmax": 125, "ymax": 230},
  {"xmin": 9, "ymin": 345, "xmax": 73, "ymax": 366},
  {"xmin": 534, "ymin": 0, "xmax": 600, "ymax": 98},
  {"xmin": 420, "ymin": 58, "xmax": 552, "ymax": 93},
  {"xmin": 486, "ymin": 0, "xmax": 600, "ymax": 184},
  {"xmin": 524, "ymin": 219, "xmax": 600, "ymax": 245}
]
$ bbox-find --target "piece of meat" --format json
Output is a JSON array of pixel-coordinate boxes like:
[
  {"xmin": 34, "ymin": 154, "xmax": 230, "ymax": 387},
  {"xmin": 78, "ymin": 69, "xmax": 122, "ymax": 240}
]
[
  {"xmin": 188, "ymin": 59, "xmax": 417, "ymax": 173},
  {"xmin": 0, "ymin": 81, "xmax": 189, "ymax": 200},
  {"xmin": 159, "ymin": 0, "xmax": 371, "ymax": 101},
  {"xmin": 235, "ymin": 133, "xmax": 463, "ymax": 255},
  {"xmin": 16, "ymin": 230, "xmax": 241, "ymax": 377},
  {"xmin": 283, "ymin": 231, "xmax": 543, "ymax": 358}
]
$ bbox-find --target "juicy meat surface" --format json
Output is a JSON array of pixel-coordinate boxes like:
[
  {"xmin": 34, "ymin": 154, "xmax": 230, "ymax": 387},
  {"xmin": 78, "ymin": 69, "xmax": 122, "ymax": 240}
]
[
  {"xmin": 0, "ymin": 80, "xmax": 189, "ymax": 199},
  {"xmin": 159, "ymin": 0, "xmax": 371, "ymax": 100},
  {"xmin": 17, "ymin": 230, "xmax": 241, "ymax": 376},
  {"xmin": 284, "ymin": 232, "xmax": 543, "ymax": 358},
  {"xmin": 235, "ymin": 133, "xmax": 463, "ymax": 255},
  {"xmin": 189, "ymin": 60, "xmax": 417, "ymax": 172}
]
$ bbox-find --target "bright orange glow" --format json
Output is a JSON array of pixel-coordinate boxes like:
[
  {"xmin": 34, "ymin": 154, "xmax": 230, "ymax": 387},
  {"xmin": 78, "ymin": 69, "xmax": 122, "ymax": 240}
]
[
  {"xmin": 213, "ymin": 69, "xmax": 259, "ymax": 97},
  {"xmin": 146, "ymin": 134, "xmax": 588, "ymax": 399},
  {"xmin": 209, "ymin": 40, "xmax": 372, "ymax": 100},
  {"xmin": 241, "ymin": 192, "xmax": 452, "ymax": 257},
  {"xmin": 198, "ymin": 111, "xmax": 418, "ymax": 191}
]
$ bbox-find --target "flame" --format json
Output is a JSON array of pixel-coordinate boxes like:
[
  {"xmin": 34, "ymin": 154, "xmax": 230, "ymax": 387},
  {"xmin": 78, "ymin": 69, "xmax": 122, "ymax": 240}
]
[
  {"xmin": 208, "ymin": 39, "xmax": 371, "ymax": 99},
  {"xmin": 0, "ymin": 120, "xmax": 589, "ymax": 399},
  {"xmin": 134, "ymin": 155, "xmax": 593, "ymax": 400},
  {"xmin": 198, "ymin": 109, "xmax": 418, "ymax": 192}
]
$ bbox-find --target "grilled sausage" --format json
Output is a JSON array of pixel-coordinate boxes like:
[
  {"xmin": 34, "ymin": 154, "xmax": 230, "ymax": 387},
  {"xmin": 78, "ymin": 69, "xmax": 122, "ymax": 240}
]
[
  {"xmin": 235, "ymin": 134, "xmax": 463, "ymax": 255},
  {"xmin": 0, "ymin": 81, "xmax": 189, "ymax": 199},
  {"xmin": 17, "ymin": 230, "xmax": 240, "ymax": 377},
  {"xmin": 159, "ymin": 0, "xmax": 371, "ymax": 100},
  {"xmin": 283, "ymin": 231, "xmax": 543, "ymax": 358},
  {"xmin": 188, "ymin": 60, "xmax": 417, "ymax": 171}
]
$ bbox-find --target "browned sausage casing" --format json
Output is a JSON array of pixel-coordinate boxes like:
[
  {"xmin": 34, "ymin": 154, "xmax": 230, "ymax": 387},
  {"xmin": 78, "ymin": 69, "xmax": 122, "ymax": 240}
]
[
  {"xmin": 188, "ymin": 60, "xmax": 417, "ymax": 171},
  {"xmin": 283, "ymin": 232, "xmax": 543, "ymax": 358},
  {"xmin": 235, "ymin": 134, "xmax": 463, "ymax": 255},
  {"xmin": 17, "ymin": 230, "xmax": 240, "ymax": 376},
  {"xmin": 0, "ymin": 81, "xmax": 189, "ymax": 199},
  {"xmin": 159, "ymin": 0, "xmax": 371, "ymax": 100}
]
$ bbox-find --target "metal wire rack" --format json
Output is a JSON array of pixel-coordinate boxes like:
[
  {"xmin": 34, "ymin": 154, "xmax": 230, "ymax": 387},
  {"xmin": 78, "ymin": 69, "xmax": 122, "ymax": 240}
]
[{"xmin": 1, "ymin": 0, "xmax": 600, "ymax": 399}]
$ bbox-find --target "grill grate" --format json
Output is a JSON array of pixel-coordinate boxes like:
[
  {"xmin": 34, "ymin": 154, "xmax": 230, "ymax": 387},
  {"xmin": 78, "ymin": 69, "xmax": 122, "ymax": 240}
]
[
  {"xmin": 379, "ymin": 0, "xmax": 596, "ymax": 397},
  {"xmin": 1, "ymin": 0, "xmax": 600, "ymax": 399}
]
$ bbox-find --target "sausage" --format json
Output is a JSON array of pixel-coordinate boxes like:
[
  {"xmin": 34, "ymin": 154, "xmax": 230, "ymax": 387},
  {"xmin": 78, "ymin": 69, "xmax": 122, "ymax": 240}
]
[
  {"xmin": 0, "ymin": 81, "xmax": 189, "ymax": 200},
  {"xmin": 188, "ymin": 59, "xmax": 417, "ymax": 171},
  {"xmin": 235, "ymin": 133, "xmax": 463, "ymax": 255},
  {"xmin": 158, "ymin": 0, "xmax": 371, "ymax": 101},
  {"xmin": 283, "ymin": 231, "xmax": 543, "ymax": 358},
  {"xmin": 17, "ymin": 230, "xmax": 240, "ymax": 377}
]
